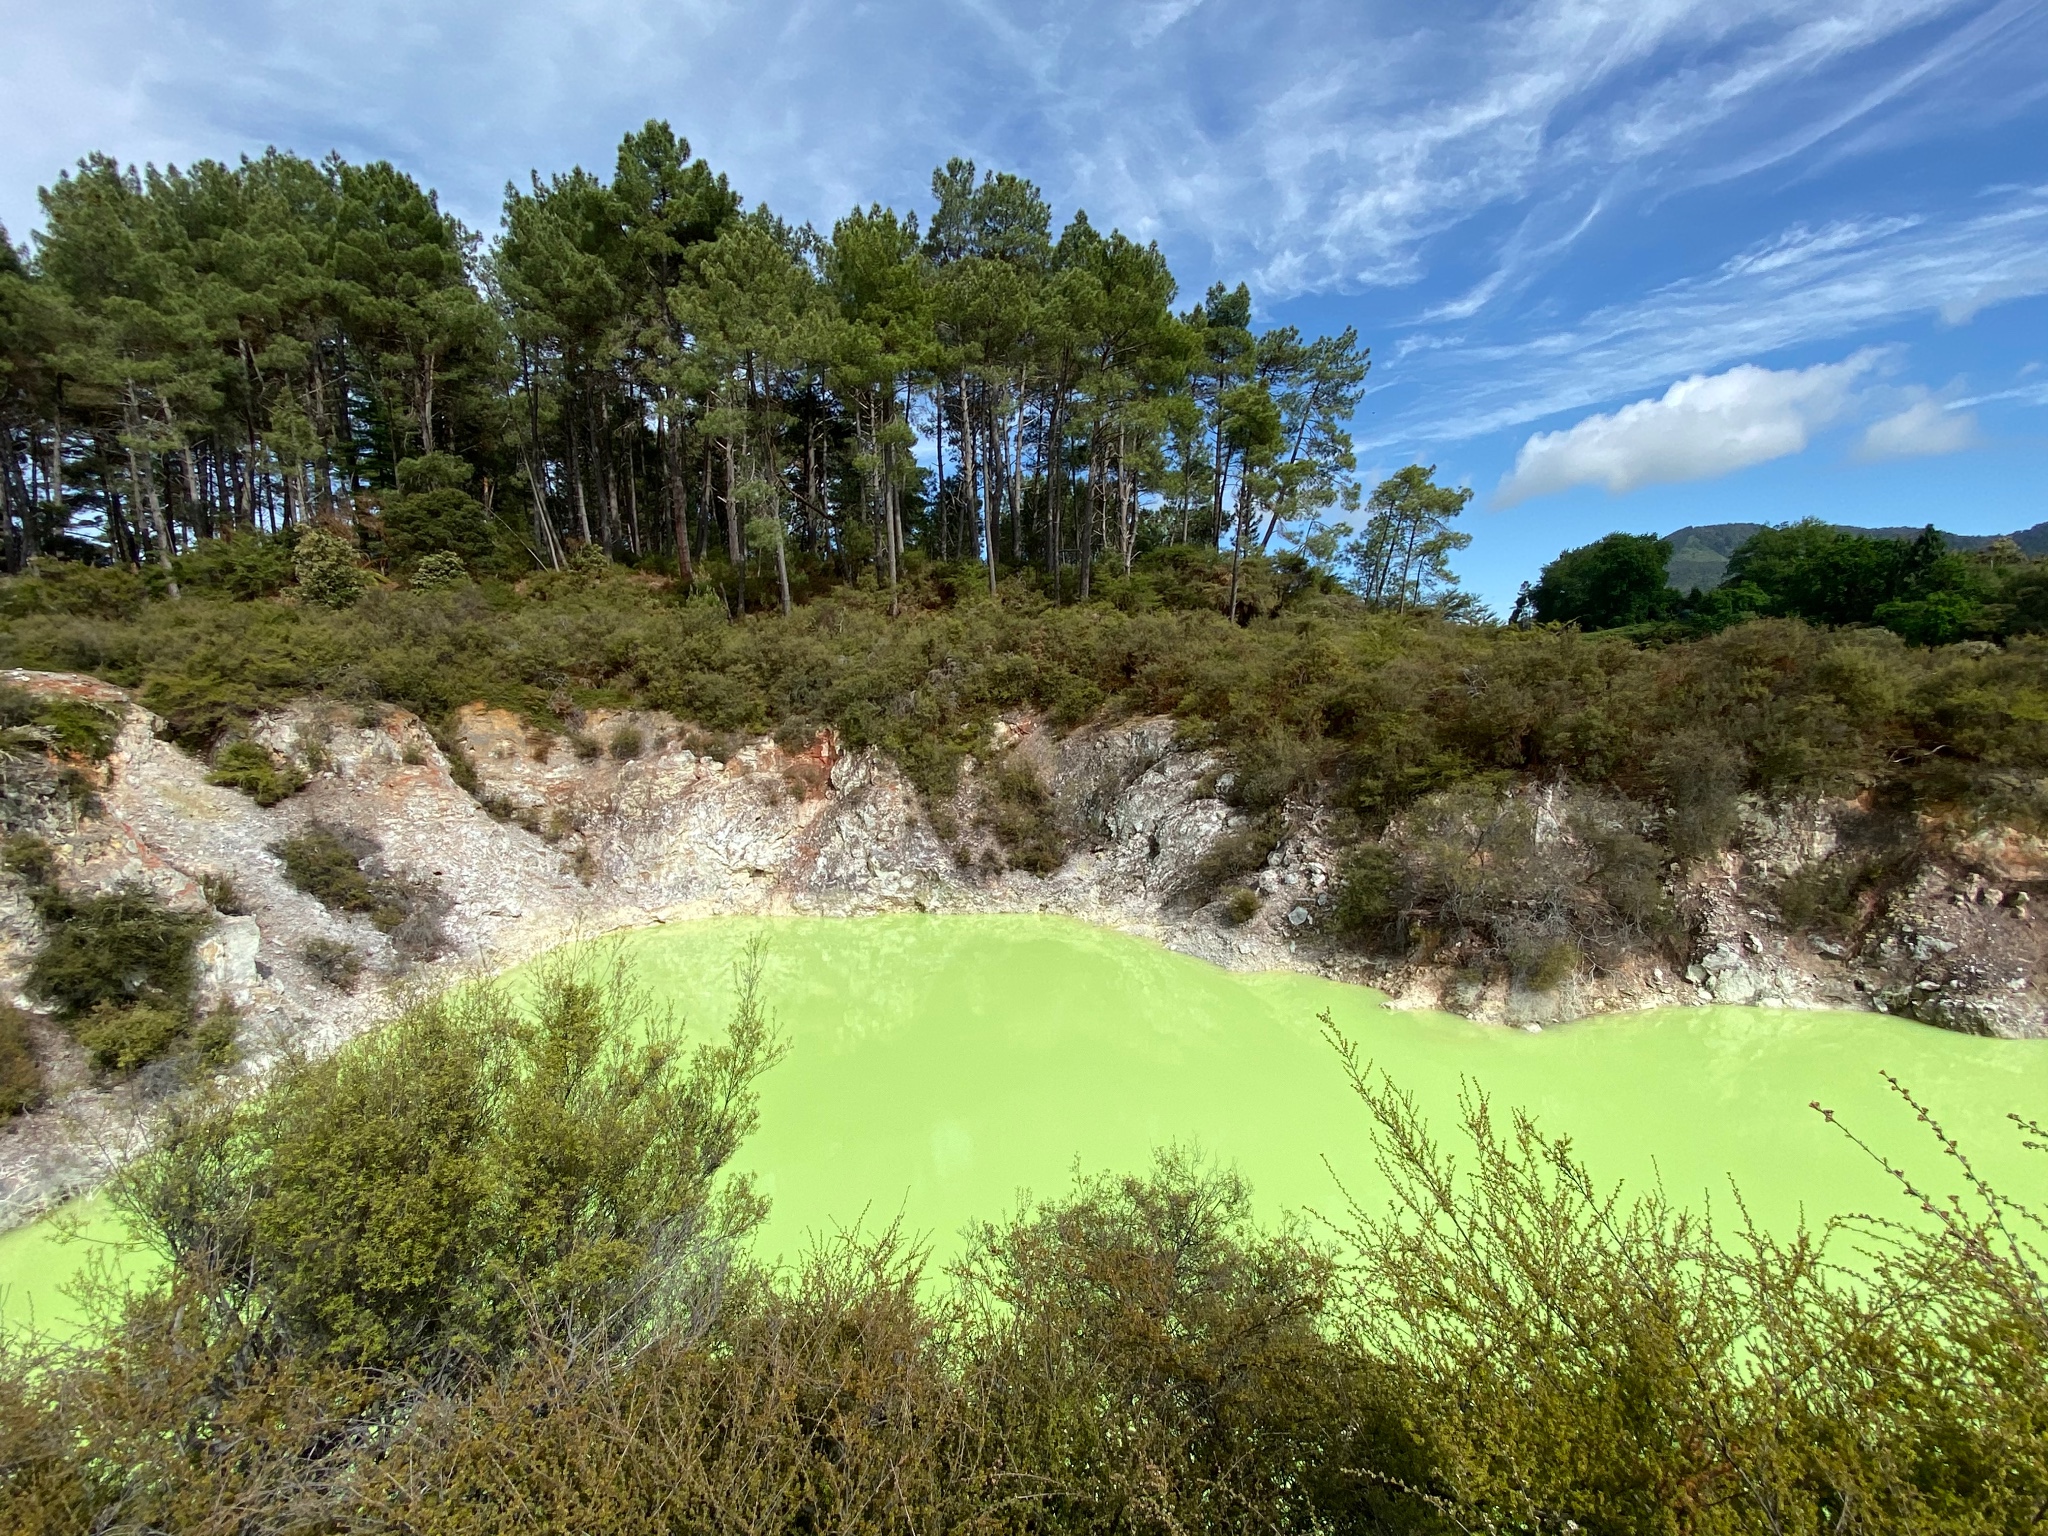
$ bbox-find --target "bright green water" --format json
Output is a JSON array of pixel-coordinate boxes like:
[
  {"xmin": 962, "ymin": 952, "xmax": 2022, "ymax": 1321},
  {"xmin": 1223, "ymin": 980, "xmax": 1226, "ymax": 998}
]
[{"xmin": 7, "ymin": 913, "xmax": 2047, "ymax": 1334}]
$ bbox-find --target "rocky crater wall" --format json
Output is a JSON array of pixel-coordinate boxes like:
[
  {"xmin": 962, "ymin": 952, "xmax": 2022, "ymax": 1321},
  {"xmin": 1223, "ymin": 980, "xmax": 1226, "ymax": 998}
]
[{"xmin": 2, "ymin": 669, "xmax": 2041, "ymax": 1227}]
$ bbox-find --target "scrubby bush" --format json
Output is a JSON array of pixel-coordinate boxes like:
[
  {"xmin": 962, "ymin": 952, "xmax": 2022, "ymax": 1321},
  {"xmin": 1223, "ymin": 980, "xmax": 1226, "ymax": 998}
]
[
  {"xmin": 0, "ymin": 683, "xmax": 120, "ymax": 760},
  {"xmin": 5, "ymin": 837, "xmax": 212, "ymax": 1074},
  {"xmin": 200, "ymin": 870, "xmax": 247, "ymax": 914},
  {"xmin": 0, "ymin": 1002, "xmax": 44, "ymax": 1115},
  {"xmin": 274, "ymin": 823, "xmax": 449, "ymax": 960},
  {"xmin": 274, "ymin": 824, "xmax": 392, "ymax": 920},
  {"xmin": 608, "ymin": 723, "xmax": 645, "ymax": 760},
  {"xmin": 74, "ymin": 1000, "xmax": 189, "ymax": 1072},
  {"xmin": 188, "ymin": 1005, "xmax": 241, "ymax": 1069},
  {"xmin": 1223, "ymin": 886, "xmax": 1261, "ymax": 925},
  {"xmin": 3, "ymin": 830, "xmax": 57, "ymax": 887},
  {"xmin": 205, "ymin": 737, "xmax": 308, "ymax": 805},
  {"xmin": 974, "ymin": 757, "xmax": 1066, "ymax": 874},
  {"xmin": 385, "ymin": 490, "xmax": 493, "ymax": 567},
  {"xmin": 407, "ymin": 550, "xmax": 469, "ymax": 590},
  {"xmin": 292, "ymin": 527, "xmax": 370, "ymax": 608},
  {"xmin": 115, "ymin": 948, "xmax": 781, "ymax": 1370},
  {"xmin": 301, "ymin": 936, "xmax": 366, "ymax": 990},
  {"xmin": 173, "ymin": 531, "xmax": 298, "ymax": 599},
  {"xmin": 25, "ymin": 887, "xmax": 208, "ymax": 1024},
  {"xmin": 1186, "ymin": 812, "xmax": 1283, "ymax": 903},
  {"xmin": 1336, "ymin": 784, "xmax": 1672, "ymax": 986}
]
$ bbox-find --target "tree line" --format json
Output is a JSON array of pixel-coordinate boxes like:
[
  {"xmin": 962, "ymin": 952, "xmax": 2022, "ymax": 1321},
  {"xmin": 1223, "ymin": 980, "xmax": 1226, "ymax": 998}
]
[
  {"xmin": 1523, "ymin": 521, "xmax": 2048, "ymax": 645},
  {"xmin": 0, "ymin": 123, "xmax": 1484, "ymax": 618}
]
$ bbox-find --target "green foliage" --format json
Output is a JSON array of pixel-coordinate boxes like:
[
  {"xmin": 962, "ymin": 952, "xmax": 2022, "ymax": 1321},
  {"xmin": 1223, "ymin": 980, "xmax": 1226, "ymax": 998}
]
[
  {"xmin": 173, "ymin": 534, "xmax": 299, "ymax": 600},
  {"xmin": 115, "ymin": 948, "xmax": 781, "ymax": 1369},
  {"xmin": 25, "ymin": 886, "xmax": 207, "ymax": 1023},
  {"xmin": 1187, "ymin": 812, "xmax": 1284, "ymax": 903},
  {"xmin": 2, "ymin": 831, "xmax": 56, "ymax": 888},
  {"xmin": 188, "ymin": 1005, "xmax": 241, "ymax": 1069},
  {"xmin": 1329, "ymin": 1049, "xmax": 2048, "ymax": 1532},
  {"xmin": 1534, "ymin": 519, "xmax": 2048, "ymax": 650},
  {"xmin": 975, "ymin": 757, "xmax": 1066, "ymax": 874},
  {"xmin": 1527, "ymin": 530, "xmax": 1676, "ymax": 628},
  {"xmin": 205, "ymin": 737, "xmax": 307, "ymax": 805},
  {"xmin": 301, "ymin": 936, "xmax": 365, "ymax": 990},
  {"xmin": 74, "ymin": 1001, "xmax": 189, "ymax": 1072},
  {"xmin": 0, "ymin": 1002, "xmax": 44, "ymax": 1116},
  {"xmin": 0, "ymin": 683, "xmax": 120, "ymax": 760},
  {"xmin": 293, "ymin": 528, "xmax": 371, "ymax": 608},
  {"xmin": 384, "ymin": 487, "xmax": 494, "ymax": 566},
  {"xmin": 1331, "ymin": 843, "xmax": 1401, "ymax": 937},
  {"xmin": 407, "ymin": 550, "xmax": 468, "ymax": 590},
  {"xmin": 273, "ymin": 822, "xmax": 445, "ymax": 956},
  {"xmin": 200, "ymin": 870, "xmax": 246, "ymax": 914},
  {"xmin": 608, "ymin": 722, "xmax": 645, "ymax": 760},
  {"xmin": 1223, "ymin": 886, "xmax": 1261, "ymax": 925}
]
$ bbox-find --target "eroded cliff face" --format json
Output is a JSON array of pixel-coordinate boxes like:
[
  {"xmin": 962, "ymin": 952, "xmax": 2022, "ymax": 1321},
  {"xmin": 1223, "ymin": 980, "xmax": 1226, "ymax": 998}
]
[{"xmin": 2, "ymin": 669, "xmax": 2042, "ymax": 1225}]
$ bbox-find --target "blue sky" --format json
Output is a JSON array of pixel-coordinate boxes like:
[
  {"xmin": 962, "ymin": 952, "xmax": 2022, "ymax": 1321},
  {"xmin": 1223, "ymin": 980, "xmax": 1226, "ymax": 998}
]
[{"xmin": 3, "ymin": 0, "xmax": 2044, "ymax": 608}]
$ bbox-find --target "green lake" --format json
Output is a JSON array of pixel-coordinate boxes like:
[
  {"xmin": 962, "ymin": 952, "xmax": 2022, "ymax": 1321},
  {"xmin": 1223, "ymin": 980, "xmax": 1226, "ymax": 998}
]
[{"xmin": 6, "ymin": 913, "xmax": 2047, "ymax": 1335}]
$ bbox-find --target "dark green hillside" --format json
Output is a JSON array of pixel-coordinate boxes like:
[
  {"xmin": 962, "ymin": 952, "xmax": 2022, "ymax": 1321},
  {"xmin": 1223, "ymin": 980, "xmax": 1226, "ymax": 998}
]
[{"xmin": 1664, "ymin": 519, "xmax": 2048, "ymax": 592}]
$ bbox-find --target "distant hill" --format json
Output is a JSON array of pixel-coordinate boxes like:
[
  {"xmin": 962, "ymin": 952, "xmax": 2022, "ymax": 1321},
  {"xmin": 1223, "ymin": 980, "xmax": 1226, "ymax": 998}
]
[{"xmin": 1661, "ymin": 521, "xmax": 2048, "ymax": 592}]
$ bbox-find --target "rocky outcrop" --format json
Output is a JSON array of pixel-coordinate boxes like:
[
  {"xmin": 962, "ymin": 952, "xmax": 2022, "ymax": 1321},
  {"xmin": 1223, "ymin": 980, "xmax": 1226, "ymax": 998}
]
[{"xmin": 1, "ymin": 670, "xmax": 2042, "ymax": 1226}]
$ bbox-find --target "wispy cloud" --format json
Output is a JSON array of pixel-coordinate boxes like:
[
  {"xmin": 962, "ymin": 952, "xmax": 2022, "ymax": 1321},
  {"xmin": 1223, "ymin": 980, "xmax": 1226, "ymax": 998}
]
[
  {"xmin": 1856, "ymin": 395, "xmax": 1983, "ymax": 459},
  {"xmin": 2, "ymin": 0, "xmax": 2028, "ymax": 284},
  {"xmin": 1370, "ymin": 183, "xmax": 2048, "ymax": 449},
  {"xmin": 1494, "ymin": 354, "xmax": 1876, "ymax": 507}
]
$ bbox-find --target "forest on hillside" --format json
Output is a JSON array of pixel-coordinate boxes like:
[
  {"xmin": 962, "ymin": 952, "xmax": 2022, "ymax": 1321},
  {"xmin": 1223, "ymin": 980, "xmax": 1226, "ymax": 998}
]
[{"xmin": 0, "ymin": 122, "xmax": 1486, "ymax": 619}]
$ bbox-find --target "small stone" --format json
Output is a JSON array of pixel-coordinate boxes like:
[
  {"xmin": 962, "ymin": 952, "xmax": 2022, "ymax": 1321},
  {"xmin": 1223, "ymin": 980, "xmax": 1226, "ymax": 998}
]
[{"xmin": 1286, "ymin": 905, "xmax": 1311, "ymax": 928}]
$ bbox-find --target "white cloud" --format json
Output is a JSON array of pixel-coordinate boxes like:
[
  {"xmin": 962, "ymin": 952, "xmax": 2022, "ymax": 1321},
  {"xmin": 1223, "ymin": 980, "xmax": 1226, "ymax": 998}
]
[
  {"xmin": 1494, "ymin": 354, "xmax": 1875, "ymax": 506},
  {"xmin": 1856, "ymin": 397, "xmax": 1982, "ymax": 459}
]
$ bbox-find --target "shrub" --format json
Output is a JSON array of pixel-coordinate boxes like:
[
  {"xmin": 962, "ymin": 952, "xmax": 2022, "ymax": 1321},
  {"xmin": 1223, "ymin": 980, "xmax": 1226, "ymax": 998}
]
[
  {"xmin": 74, "ymin": 1001, "xmax": 189, "ymax": 1072},
  {"xmin": 1223, "ymin": 886, "xmax": 1261, "ymax": 925},
  {"xmin": 206, "ymin": 738, "xmax": 309, "ymax": 806},
  {"xmin": 301, "ymin": 937, "xmax": 366, "ymax": 990},
  {"xmin": 408, "ymin": 550, "xmax": 469, "ymax": 591},
  {"xmin": 201, "ymin": 871, "xmax": 248, "ymax": 914},
  {"xmin": 385, "ymin": 490, "xmax": 492, "ymax": 566},
  {"xmin": 0, "ymin": 1002, "xmax": 44, "ymax": 1115},
  {"xmin": 26, "ymin": 887, "xmax": 209, "ymax": 1025},
  {"xmin": 0, "ymin": 683, "xmax": 121, "ymax": 760},
  {"xmin": 293, "ymin": 528, "xmax": 370, "ymax": 608},
  {"xmin": 3, "ymin": 831, "xmax": 56, "ymax": 888},
  {"xmin": 173, "ymin": 532, "xmax": 298, "ymax": 599},
  {"xmin": 274, "ymin": 823, "xmax": 448, "ymax": 958},
  {"xmin": 608, "ymin": 723, "xmax": 645, "ymax": 760},
  {"xmin": 273, "ymin": 823, "xmax": 408, "ymax": 929},
  {"xmin": 188, "ymin": 1005, "xmax": 241, "ymax": 1069},
  {"xmin": 114, "ymin": 947, "xmax": 783, "ymax": 1370},
  {"xmin": 975, "ymin": 758, "xmax": 1066, "ymax": 875},
  {"xmin": 1331, "ymin": 844, "xmax": 1402, "ymax": 938},
  {"xmin": 570, "ymin": 730, "xmax": 602, "ymax": 760}
]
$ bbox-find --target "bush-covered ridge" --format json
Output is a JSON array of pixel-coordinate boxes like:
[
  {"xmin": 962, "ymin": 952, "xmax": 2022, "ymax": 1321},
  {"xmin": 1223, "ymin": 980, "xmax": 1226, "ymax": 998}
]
[{"xmin": 1528, "ymin": 519, "xmax": 2048, "ymax": 646}]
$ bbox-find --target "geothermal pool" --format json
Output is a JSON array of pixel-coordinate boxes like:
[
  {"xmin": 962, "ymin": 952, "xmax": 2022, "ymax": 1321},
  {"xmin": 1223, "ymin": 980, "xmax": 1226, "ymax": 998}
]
[{"xmin": 6, "ymin": 913, "xmax": 2047, "ymax": 1334}]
